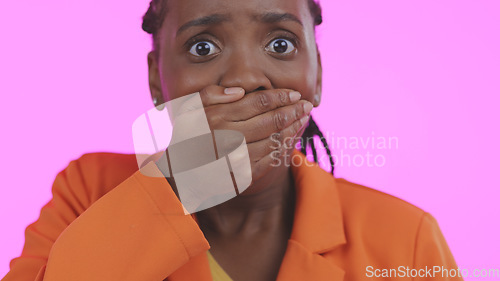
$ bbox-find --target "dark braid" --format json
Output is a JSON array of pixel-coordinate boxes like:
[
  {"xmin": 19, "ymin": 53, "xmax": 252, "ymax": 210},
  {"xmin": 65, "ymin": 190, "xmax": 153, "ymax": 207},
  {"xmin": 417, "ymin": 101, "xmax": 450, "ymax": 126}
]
[
  {"xmin": 142, "ymin": 0, "xmax": 334, "ymax": 175},
  {"xmin": 309, "ymin": 131, "xmax": 318, "ymax": 163},
  {"xmin": 142, "ymin": 0, "xmax": 169, "ymax": 53},
  {"xmin": 300, "ymin": 116, "xmax": 335, "ymax": 175},
  {"xmin": 307, "ymin": 0, "xmax": 323, "ymax": 26}
]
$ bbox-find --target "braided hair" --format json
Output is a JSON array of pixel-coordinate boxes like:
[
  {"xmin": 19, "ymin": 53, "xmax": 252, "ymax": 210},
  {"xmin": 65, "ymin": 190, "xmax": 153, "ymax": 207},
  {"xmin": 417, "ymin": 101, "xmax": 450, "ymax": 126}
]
[
  {"xmin": 300, "ymin": 116, "xmax": 335, "ymax": 175},
  {"xmin": 142, "ymin": 0, "xmax": 335, "ymax": 175}
]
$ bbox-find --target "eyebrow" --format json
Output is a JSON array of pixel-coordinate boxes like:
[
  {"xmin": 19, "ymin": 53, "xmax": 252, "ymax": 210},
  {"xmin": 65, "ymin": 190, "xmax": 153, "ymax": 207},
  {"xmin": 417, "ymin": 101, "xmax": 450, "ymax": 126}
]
[
  {"xmin": 176, "ymin": 12, "xmax": 303, "ymax": 38},
  {"xmin": 256, "ymin": 12, "xmax": 303, "ymax": 27},
  {"xmin": 176, "ymin": 14, "xmax": 231, "ymax": 37}
]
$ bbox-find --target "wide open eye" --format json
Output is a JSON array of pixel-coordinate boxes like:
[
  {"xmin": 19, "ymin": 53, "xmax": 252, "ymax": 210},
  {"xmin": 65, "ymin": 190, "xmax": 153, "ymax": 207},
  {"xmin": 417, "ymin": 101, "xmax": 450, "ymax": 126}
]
[
  {"xmin": 189, "ymin": 41, "xmax": 219, "ymax": 57},
  {"xmin": 266, "ymin": 38, "xmax": 296, "ymax": 54}
]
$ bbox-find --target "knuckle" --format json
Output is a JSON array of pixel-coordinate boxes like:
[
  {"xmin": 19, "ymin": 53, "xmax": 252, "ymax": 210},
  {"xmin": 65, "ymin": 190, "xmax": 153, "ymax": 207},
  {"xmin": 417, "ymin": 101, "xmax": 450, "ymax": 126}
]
[
  {"xmin": 272, "ymin": 131, "xmax": 284, "ymax": 145},
  {"xmin": 297, "ymin": 102, "xmax": 306, "ymax": 116},
  {"xmin": 290, "ymin": 120, "xmax": 301, "ymax": 136},
  {"xmin": 256, "ymin": 93, "xmax": 271, "ymax": 111},
  {"xmin": 277, "ymin": 90, "xmax": 288, "ymax": 105},
  {"xmin": 292, "ymin": 103, "xmax": 304, "ymax": 120},
  {"xmin": 273, "ymin": 112, "xmax": 287, "ymax": 131},
  {"xmin": 269, "ymin": 132, "xmax": 284, "ymax": 153}
]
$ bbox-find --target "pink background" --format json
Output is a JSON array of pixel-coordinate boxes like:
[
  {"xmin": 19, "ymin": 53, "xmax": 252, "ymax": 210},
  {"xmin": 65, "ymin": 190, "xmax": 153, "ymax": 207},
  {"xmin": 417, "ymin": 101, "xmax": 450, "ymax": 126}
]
[{"xmin": 1, "ymin": 0, "xmax": 499, "ymax": 278}]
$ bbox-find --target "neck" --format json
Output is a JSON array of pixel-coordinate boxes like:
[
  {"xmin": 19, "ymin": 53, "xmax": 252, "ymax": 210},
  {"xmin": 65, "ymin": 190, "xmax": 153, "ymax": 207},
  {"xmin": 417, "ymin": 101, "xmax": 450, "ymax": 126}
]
[{"xmin": 196, "ymin": 164, "xmax": 296, "ymax": 237}]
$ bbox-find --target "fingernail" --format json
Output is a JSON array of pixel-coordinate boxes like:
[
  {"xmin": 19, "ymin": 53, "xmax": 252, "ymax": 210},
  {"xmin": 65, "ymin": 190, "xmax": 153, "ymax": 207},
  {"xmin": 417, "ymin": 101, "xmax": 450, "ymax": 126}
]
[
  {"xmin": 303, "ymin": 102, "xmax": 313, "ymax": 114},
  {"xmin": 289, "ymin": 91, "xmax": 301, "ymax": 102},
  {"xmin": 224, "ymin": 87, "xmax": 244, "ymax": 95},
  {"xmin": 300, "ymin": 115, "xmax": 310, "ymax": 126}
]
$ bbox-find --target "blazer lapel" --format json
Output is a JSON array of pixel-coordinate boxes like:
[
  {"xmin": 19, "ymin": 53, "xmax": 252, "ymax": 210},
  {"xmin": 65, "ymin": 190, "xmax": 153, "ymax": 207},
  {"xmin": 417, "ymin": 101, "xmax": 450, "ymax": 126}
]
[
  {"xmin": 276, "ymin": 149, "xmax": 346, "ymax": 281},
  {"xmin": 277, "ymin": 240, "xmax": 345, "ymax": 281}
]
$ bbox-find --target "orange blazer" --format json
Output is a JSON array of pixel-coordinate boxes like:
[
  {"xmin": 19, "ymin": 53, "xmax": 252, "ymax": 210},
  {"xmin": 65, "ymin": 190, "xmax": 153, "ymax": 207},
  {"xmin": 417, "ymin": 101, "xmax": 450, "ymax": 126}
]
[{"xmin": 2, "ymin": 150, "xmax": 462, "ymax": 281}]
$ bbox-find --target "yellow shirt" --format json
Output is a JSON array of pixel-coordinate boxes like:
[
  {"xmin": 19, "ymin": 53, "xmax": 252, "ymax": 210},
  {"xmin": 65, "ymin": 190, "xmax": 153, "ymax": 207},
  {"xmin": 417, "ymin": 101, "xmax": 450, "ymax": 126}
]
[{"xmin": 207, "ymin": 251, "xmax": 233, "ymax": 281}]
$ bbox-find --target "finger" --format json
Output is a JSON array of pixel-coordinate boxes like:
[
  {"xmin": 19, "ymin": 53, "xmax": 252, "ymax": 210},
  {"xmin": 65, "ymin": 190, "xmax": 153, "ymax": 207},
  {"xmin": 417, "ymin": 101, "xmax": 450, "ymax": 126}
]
[
  {"xmin": 250, "ymin": 148, "xmax": 290, "ymax": 184},
  {"xmin": 251, "ymin": 130, "xmax": 306, "ymax": 184},
  {"xmin": 217, "ymin": 89, "xmax": 303, "ymax": 122},
  {"xmin": 250, "ymin": 152, "xmax": 276, "ymax": 184},
  {"xmin": 198, "ymin": 85, "xmax": 246, "ymax": 107},
  {"xmin": 246, "ymin": 114, "xmax": 310, "ymax": 164},
  {"xmin": 233, "ymin": 100, "xmax": 313, "ymax": 143}
]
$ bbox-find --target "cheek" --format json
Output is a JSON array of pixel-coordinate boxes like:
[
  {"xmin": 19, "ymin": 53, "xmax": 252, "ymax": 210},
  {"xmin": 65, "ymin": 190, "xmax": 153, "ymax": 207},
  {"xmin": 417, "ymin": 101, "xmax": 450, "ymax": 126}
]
[
  {"xmin": 160, "ymin": 63, "xmax": 220, "ymax": 102},
  {"xmin": 269, "ymin": 57, "xmax": 318, "ymax": 103},
  {"xmin": 158, "ymin": 40, "xmax": 221, "ymax": 102}
]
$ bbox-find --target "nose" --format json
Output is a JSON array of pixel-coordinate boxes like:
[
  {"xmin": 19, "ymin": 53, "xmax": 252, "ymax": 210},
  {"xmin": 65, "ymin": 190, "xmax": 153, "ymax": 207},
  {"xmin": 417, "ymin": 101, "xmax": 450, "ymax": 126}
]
[{"xmin": 218, "ymin": 54, "xmax": 273, "ymax": 93}]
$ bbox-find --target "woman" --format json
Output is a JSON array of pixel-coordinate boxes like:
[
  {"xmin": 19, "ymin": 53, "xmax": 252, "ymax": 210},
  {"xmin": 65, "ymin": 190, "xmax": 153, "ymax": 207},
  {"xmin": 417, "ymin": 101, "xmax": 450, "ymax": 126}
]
[{"xmin": 3, "ymin": 0, "xmax": 462, "ymax": 280}]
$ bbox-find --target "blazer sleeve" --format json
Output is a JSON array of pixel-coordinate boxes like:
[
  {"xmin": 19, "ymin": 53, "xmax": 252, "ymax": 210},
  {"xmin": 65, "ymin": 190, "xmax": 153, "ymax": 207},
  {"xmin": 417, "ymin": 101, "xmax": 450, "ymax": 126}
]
[
  {"xmin": 413, "ymin": 212, "xmax": 463, "ymax": 281},
  {"xmin": 2, "ymin": 156, "xmax": 209, "ymax": 281}
]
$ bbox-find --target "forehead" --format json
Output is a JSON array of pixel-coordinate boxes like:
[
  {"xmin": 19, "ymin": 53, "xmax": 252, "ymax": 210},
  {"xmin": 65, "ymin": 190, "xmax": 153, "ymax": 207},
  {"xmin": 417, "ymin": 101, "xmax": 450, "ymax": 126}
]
[{"xmin": 163, "ymin": 0, "xmax": 313, "ymax": 30}]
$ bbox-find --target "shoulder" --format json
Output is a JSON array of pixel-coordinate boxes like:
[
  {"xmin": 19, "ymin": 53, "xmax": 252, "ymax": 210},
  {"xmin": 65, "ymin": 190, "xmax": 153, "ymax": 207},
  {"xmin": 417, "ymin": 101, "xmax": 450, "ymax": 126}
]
[
  {"xmin": 64, "ymin": 152, "xmax": 140, "ymax": 203},
  {"xmin": 334, "ymin": 177, "xmax": 429, "ymax": 254},
  {"xmin": 75, "ymin": 152, "xmax": 138, "ymax": 171},
  {"xmin": 332, "ymin": 177, "xmax": 459, "ymax": 268},
  {"xmin": 334, "ymin": 177, "xmax": 426, "ymax": 222}
]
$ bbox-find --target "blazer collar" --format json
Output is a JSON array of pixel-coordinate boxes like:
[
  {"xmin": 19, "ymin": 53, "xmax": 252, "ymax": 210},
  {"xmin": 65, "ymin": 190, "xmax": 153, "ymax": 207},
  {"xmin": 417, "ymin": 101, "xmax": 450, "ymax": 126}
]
[
  {"xmin": 275, "ymin": 149, "xmax": 346, "ymax": 281},
  {"xmin": 168, "ymin": 149, "xmax": 346, "ymax": 281},
  {"xmin": 288, "ymin": 149, "xmax": 346, "ymax": 254}
]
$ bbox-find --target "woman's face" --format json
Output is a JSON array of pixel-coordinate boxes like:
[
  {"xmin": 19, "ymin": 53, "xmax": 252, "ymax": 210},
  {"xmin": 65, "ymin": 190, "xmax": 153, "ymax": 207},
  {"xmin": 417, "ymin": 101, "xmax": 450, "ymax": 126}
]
[{"xmin": 149, "ymin": 0, "xmax": 322, "ymax": 106}]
